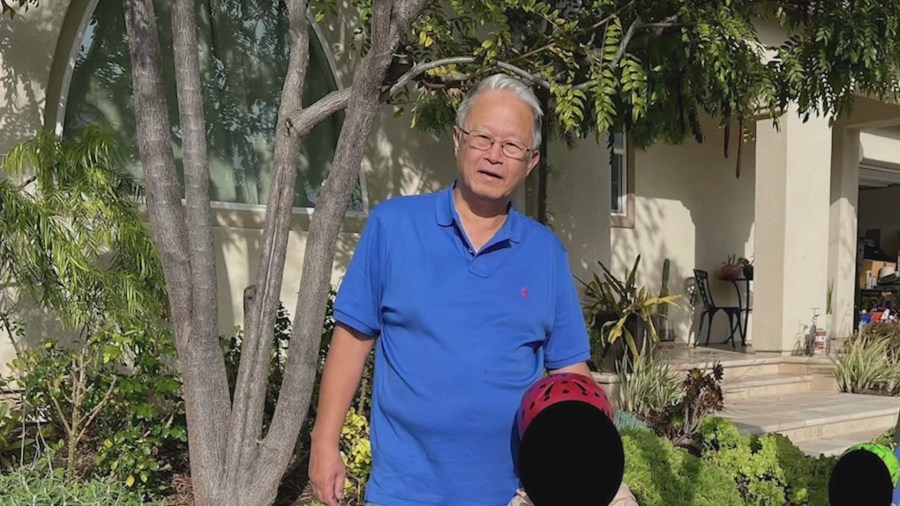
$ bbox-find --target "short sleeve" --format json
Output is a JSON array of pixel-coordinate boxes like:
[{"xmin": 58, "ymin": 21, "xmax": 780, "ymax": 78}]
[
  {"xmin": 333, "ymin": 210, "xmax": 386, "ymax": 337},
  {"xmin": 544, "ymin": 246, "xmax": 591, "ymax": 370}
]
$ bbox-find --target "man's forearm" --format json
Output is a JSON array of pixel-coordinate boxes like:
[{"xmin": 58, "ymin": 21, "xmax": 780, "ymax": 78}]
[{"xmin": 311, "ymin": 323, "xmax": 375, "ymax": 445}]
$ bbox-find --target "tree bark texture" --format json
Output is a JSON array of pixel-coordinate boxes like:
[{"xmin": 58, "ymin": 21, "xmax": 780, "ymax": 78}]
[
  {"xmin": 220, "ymin": 0, "xmax": 312, "ymax": 502},
  {"xmin": 122, "ymin": 0, "xmax": 229, "ymax": 504},
  {"xmin": 123, "ymin": 0, "xmax": 434, "ymax": 503}
]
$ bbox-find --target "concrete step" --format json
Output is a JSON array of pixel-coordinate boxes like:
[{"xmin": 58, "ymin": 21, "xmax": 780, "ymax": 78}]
[
  {"xmin": 722, "ymin": 373, "xmax": 813, "ymax": 400},
  {"xmin": 720, "ymin": 391, "xmax": 899, "ymax": 444},
  {"xmin": 795, "ymin": 427, "xmax": 893, "ymax": 457},
  {"xmin": 668, "ymin": 356, "xmax": 783, "ymax": 382}
]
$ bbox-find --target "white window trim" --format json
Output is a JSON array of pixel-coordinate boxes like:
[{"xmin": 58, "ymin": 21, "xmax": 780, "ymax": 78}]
[
  {"xmin": 53, "ymin": 1, "xmax": 369, "ymax": 219},
  {"xmin": 610, "ymin": 130, "xmax": 635, "ymax": 229},
  {"xmin": 611, "ymin": 131, "xmax": 627, "ymax": 217}
]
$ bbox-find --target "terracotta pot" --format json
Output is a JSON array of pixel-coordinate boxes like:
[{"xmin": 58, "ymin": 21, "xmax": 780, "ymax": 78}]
[{"xmin": 720, "ymin": 264, "xmax": 742, "ymax": 281}]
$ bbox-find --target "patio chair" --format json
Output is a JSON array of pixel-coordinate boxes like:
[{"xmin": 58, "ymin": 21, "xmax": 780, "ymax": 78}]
[{"xmin": 692, "ymin": 269, "xmax": 742, "ymax": 348}]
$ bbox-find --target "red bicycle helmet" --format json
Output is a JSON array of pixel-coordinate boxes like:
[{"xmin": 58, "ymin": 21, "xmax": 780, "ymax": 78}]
[
  {"xmin": 515, "ymin": 372, "xmax": 624, "ymax": 506},
  {"xmin": 517, "ymin": 372, "xmax": 615, "ymax": 438}
]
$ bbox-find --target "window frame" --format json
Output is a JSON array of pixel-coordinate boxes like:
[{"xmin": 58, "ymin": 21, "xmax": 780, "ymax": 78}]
[
  {"xmin": 50, "ymin": 0, "xmax": 369, "ymax": 222},
  {"xmin": 610, "ymin": 131, "xmax": 635, "ymax": 229}
]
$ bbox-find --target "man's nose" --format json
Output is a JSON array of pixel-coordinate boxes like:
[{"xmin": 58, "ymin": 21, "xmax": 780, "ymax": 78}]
[{"xmin": 485, "ymin": 142, "xmax": 504, "ymax": 163}]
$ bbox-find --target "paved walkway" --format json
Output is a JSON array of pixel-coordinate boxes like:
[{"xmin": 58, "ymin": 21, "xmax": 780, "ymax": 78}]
[{"xmin": 719, "ymin": 391, "xmax": 899, "ymax": 456}]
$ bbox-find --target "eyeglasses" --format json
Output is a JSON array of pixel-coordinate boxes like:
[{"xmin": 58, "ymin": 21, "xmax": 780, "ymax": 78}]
[{"xmin": 458, "ymin": 128, "xmax": 533, "ymax": 161}]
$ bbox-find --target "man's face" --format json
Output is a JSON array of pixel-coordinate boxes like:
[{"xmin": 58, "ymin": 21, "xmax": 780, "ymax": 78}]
[{"xmin": 453, "ymin": 90, "xmax": 541, "ymax": 205}]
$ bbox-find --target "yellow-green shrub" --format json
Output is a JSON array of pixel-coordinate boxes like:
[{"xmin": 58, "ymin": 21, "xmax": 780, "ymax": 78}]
[{"xmin": 340, "ymin": 410, "xmax": 372, "ymax": 504}]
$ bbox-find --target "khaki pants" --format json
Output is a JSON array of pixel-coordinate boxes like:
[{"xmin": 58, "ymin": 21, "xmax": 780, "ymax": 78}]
[{"xmin": 507, "ymin": 482, "xmax": 639, "ymax": 506}]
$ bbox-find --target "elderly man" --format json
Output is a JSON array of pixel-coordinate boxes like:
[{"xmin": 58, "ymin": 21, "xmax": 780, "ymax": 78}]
[{"xmin": 309, "ymin": 74, "xmax": 636, "ymax": 506}]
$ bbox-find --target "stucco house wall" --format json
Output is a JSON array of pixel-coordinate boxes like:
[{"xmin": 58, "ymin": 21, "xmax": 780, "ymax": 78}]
[{"xmin": 2, "ymin": 0, "xmax": 898, "ymax": 366}]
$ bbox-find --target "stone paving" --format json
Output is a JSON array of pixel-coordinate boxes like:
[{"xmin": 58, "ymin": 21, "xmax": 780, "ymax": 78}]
[
  {"xmin": 722, "ymin": 392, "xmax": 900, "ymax": 440},
  {"xmin": 656, "ymin": 343, "xmax": 900, "ymax": 457}
]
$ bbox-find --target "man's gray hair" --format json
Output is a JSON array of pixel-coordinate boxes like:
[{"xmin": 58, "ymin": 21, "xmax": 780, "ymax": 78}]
[{"xmin": 456, "ymin": 74, "xmax": 544, "ymax": 149}]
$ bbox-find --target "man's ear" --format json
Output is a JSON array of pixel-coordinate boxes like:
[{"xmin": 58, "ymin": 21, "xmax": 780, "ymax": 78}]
[
  {"xmin": 525, "ymin": 151, "xmax": 541, "ymax": 177},
  {"xmin": 452, "ymin": 126, "xmax": 461, "ymax": 154}
]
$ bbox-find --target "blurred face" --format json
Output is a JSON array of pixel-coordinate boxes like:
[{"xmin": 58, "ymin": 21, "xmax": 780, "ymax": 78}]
[{"xmin": 453, "ymin": 90, "xmax": 540, "ymax": 207}]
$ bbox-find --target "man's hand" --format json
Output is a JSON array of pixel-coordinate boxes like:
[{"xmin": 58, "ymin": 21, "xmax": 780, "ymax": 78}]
[
  {"xmin": 548, "ymin": 361, "xmax": 594, "ymax": 380},
  {"xmin": 309, "ymin": 444, "xmax": 346, "ymax": 506}
]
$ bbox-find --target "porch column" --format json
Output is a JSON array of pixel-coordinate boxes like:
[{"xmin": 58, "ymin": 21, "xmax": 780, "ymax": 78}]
[
  {"xmin": 753, "ymin": 105, "xmax": 833, "ymax": 353},
  {"xmin": 828, "ymin": 128, "xmax": 860, "ymax": 338}
]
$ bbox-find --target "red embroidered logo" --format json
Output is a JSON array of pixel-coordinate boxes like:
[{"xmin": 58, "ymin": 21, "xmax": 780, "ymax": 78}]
[{"xmin": 521, "ymin": 287, "xmax": 528, "ymax": 299}]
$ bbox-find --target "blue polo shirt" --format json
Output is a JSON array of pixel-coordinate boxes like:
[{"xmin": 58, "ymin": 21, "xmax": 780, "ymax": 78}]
[{"xmin": 333, "ymin": 182, "xmax": 591, "ymax": 506}]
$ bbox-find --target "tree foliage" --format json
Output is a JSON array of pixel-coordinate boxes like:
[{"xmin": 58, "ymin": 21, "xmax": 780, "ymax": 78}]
[
  {"xmin": 391, "ymin": 0, "xmax": 899, "ymax": 156},
  {"xmin": 0, "ymin": 125, "xmax": 167, "ymax": 332},
  {"xmin": 0, "ymin": 0, "xmax": 38, "ymax": 18},
  {"xmin": 111, "ymin": 0, "xmax": 899, "ymax": 504}
]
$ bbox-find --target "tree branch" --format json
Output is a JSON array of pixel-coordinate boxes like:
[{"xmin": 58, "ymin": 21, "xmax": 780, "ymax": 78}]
[
  {"xmin": 171, "ymin": 0, "xmax": 229, "ymax": 466},
  {"xmin": 223, "ymin": 0, "xmax": 312, "ymax": 499},
  {"xmin": 263, "ymin": 0, "xmax": 400, "ymax": 488},
  {"xmin": 383, "ymin": 14, "xmax": 679, "ymax": 98},
  {"xmin": 391, "ymin": 0, "xmax": 434, "ymax": 43},
  {"xmin": 614, "ymin": 18, "xmax": 641, "ymax": 64},
  {"xmin": 386, "ymin": 56, "xmax": 477, "ymax": 97},
  {"xmin": 122, "ymin": 0, "xmax": 192, "ymax": 337},
  {"xmin": 74, "ymin": 376, "xmax": 117, "ymax": 447},
  {"xmin": 285, "ymin": 88, "xmax": 352, "ymax": 139},
  {"xmin": 17, "ymin": 176, "xmax": 35, "ymax": 189},
  {"xmin": 575, "ymin": 16, "xmax": 681, "ymax": 91},
  {"xmin": 46, "ymin": 381, "xmax": 72, "ymax": 436},
  {"xmin": 508, "ymin": 2, "xmax": 635, "ymax": 65},
  {"xmin": 496, "ymin": 61, "xmax": 551, "ymax": 88},
  {"xmin": 123, "ymin": 0, "xmax": 226, "ymax": 501}
]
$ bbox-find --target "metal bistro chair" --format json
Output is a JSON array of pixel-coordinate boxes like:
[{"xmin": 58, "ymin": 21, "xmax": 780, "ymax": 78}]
[{"xmin": 693, "ymin": 269, "xmax": 743, "ymax": 348}]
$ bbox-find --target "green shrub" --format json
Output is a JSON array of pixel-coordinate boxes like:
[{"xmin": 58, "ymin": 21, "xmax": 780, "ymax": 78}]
[
  {"xmin": 621, "ymin": 427, "xmax": 743, "ymax": 506},
  {"xmin": 0, "ymin": 457, "xmax": 169, "ymax": 505},
  {"xmin": 616, "ymin": 349, "xmax": 683, "ymax": 418},
  {"xmin": 859, "ymin": 320, "xmax": 900, "ymax": 354},
  {"xmin": 832, "ymin": 334, "xmax": 899, "ymax": 395},
  {"xmin": 339, "ymin": 410, "xmax": 372, "ymax": 505},
  {"xmin": 700, "ymin": 417, "xmax": 789, "ymax": 505},
  {"xmin": 766, "ymin": 432, "xmax": 836, "ymax": 506},
  {"xmin": 869, "ymin": 428, "xmax": 897, "ymax": 449},
  {"xmin": 699, "ymin": 417, "xmax": 836, "ymax": 506},
  {"xmin": 8, "ymin": 323, "xmax": 187, "ymax": 499}
]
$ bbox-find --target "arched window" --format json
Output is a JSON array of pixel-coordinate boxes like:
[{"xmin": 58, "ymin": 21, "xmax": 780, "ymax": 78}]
[{"xmin": 63, "ymin": 0, "xmax": 361, "ymax": 211}]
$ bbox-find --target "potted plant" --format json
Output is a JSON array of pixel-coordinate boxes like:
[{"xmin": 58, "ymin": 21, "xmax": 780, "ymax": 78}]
[
  {"xmin": 720, "ymin": 254, "xmax": 742, "ymax": 281},
  {"xmin": 579, "ymin": 255, "xmax": 682, "ymax": 372},
  {"xmin": 738, "ymin": 257, "xmax": 754, "ymax": 280}
]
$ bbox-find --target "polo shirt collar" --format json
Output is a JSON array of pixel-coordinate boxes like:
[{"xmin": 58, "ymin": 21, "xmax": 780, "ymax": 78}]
[{"xmin": 435, "ymin": 180, "xmax": 523, "ymax": 244}]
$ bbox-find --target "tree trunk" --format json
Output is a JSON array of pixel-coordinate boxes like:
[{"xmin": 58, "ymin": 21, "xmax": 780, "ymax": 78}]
[
  {"xmin": 123, "ymin": 0, "xmax": 229, "ymax": 503},
  {"xmin": 123, "ymin": 0, "xmax": 432, "ymax": 503},
  {"xmin": 251, "ymin": 0, "xmax": 430, "ymax": 500}
]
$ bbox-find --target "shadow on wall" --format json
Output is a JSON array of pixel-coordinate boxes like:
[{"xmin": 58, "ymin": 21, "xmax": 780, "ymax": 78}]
[
  {"xmin": 328, "ymin": 106, "xmax": 453, "ymax": 283},
  {"xmin": 545, "ymin": 135, "xmax": 613, "ymax": 284},
  {"xmin": 609, "ymin": 182, "xmax": 696, "ymax": 345},
  {"xmin": 689, "ymin": 123, "xmax": 756, "ymax": 345},
  {"xmin": 209, "ymin": 105, "xmax": 456, "ymax": 334},
  {"xmin": 0, "ymin": 288, "xmax": 76, "ymax": 375},
  {"xmin": 610, "ymin": 116, "xmax": 757, "ymax": 347},
  {"xmin": 0, "ymin": 6, "xmax": 62, "ymax": 152}
]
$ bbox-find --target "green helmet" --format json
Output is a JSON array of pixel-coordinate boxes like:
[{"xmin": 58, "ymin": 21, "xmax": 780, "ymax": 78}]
[{"xmin": 845, "ymin": 443, "xmax": 900, "ymax": 487}]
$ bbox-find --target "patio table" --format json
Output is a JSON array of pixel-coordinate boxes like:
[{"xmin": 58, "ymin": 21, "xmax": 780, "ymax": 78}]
[{"xmin": 725, "ymin": 277, "xmax": 752, "ymax": 347}]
